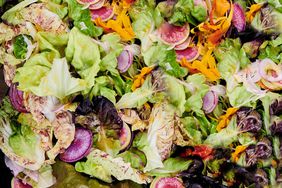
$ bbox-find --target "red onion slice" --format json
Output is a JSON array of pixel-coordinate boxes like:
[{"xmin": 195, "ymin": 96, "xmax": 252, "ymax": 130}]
[
  {"xmin": 232, "ymin": 3, "xmax": 246, "ymax": 32},
  {"xmin": 9, "ymin": 84, "xmax": 28, "ymax": 113},
  {"xmin": 259, "ymin": 58, "xmax": 282, "ymax": 82},
  {"xmin": 117, "ymin": 50, "xmax": 133, "ymax": 73},
  {"xmin": 202, "ymin": 91, "xmax": 218, "ymax": 114},
  {"xmin": 59, "ymin": 127, "xmax": 93, "ymax": 163}
]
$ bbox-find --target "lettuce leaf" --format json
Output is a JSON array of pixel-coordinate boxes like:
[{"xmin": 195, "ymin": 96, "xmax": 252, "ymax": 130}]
[
  {"xmin": 116, "ymin": 76, "xmax": 155, "ymax": 109},
  {"xmin": 65, "ymin": 0, "xmax": 102, "ymax": 37},
  {"xmin": 183, "ymin": 74, "xmax": 209, "ymax": 115},
  {"xmin": 164, "ymin": 75, "xmax": 186, "ymax": 116},
  {"xmin": 66, "ymin": 27, "xmax": 101, "ymax": 88},
  {"xmin": 75, "ymin": 159, "xmax": 113, "ymax": 183},
  {"xmin": 228, "ymin": 85, "xmax": 263, "ymax": 108},
  {"xmin": 52, "ymin": 161, "xmax": 110, "ymax": 188},
  {"xmin": 0, "ymin": 97, "xmax": 19, "ymax": 119},
  {"xmin": 142, "ymin": 44, "xmax": 187, "ymax": 77},
  {"xmin": 204, "ymin": 117, "xmax": 240, "ymax": 147},
  {"xmin": 76, "ymin": 149, "xmax": 150, "ymax": 184},
  {"xmin": 133, "ymin": 133, "xmax": 164, "ymax": 172},
  {"xmin": 0, "ymin": 117, "xmax": 45, "ymax": 171},
  {"xmin": 14, "ymin": 31, "xmax": 69, "ymax": 93},
  {"xmin": 258, "ymin": 35, "xmax": 282, "ymax": 64},
  {"xmin": 215, "ymin": 38, "xmax": 249, "ymax": 92},
  {"xmin": 13, "ymin": 35, "xmax": 29, "ymax": 59},
  {"xmin": 148, "ymin": 157, "xmax": 192, "ymax": 177},
  {"xmin": 260, "ymin": 92, "xmax": 281, "ymax": 134},
  {"xmin": 90, "ymin": 76, "xmax": 117, "ymax": 104},
  {"xmin": 169, "ymin": 0, "xmax": 207, "ymax": 26},
  {"xmin": 35, "ymin": 58, "xmax": 87, "ymax": 100},
  {"xmin": 14, "ymin": 53, "xmax": 52, "ymax": 93},
  {"xmin": 118, "ymin": 149, "xmax": 147, "ymax": 170},
  {"xmin": 180, "ymin": 117, "xmax": 203, "ymax": 145}
]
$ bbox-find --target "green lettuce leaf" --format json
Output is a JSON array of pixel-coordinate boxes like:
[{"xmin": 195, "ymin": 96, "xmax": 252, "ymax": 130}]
[
  {"xmin": 260, "ymin": 92, "xmax": 281, "ymax": 134},
  {"xmin": 99, "ymin": 33, "xmax": 123, "ymax": 75},
  {"xmin": 164, "ymin": 75, "xmax": 186, "ymax": 115},
  {"xmin": 75, "ymin": 159, "xmax": 113, "ymax": 183},
  {"xmin": 76, "ymin": 149, "xmax": 150, "ymax": 184},
  {"xmin": 142, "ymin": 44, "xmax": 187, "ymax": 77},
  {"xmin": 116, "ymin": 76, "xmax": 155, "ymax": 109},
  {"xmin": 13, "ymin": 53, "xmax": 52, "ymax": 93},
  {"xmin": 96, "ymin": 127, "xmax": 121, "ymax": 157},
  {"xmin": 90, "ymin": 76, "xmax": 117, "ymax": 104},
  {"xmin": 215, "ymin": 38, "xmax": 249, "ymax": 91},
  {"xmin": 35, "ymin": 58, "xmax": 87, "ymax": 100},
  {"xmin": 148, "ymin": 157, "xmax": 192, "ymax": 177},
  {"xmin": 0, "ymin": 119, "xmax": 45, "ymax": 171},
  {"xmin": 258, "ymin": 35, "xmax": 282, "ymax": 63},
  {"xmin": 52, "ymin": 161, "xmax": 110, "ymax": 188},
  {"xmin": 169, "ymin": 0, "xmax": 207, "ymax": 26},
  {"xmin": 13, "ymin": 35, "xmax": 29, "ymax": 59},
  {"xmin": 204, "ymin": 117, "xmax": 240, "ymax": 147},
  {"xmin": 180, "ymin": 117, "xmax": 203, "ymax": 145},
  {"xmin": 0, "ymin": 97, "xmax": 19, "ymax": 119},
  {"xmin": 43, "ymin": 0, "xmax": 68, "ymax": 19},
  {"xmin": 118, "ymin": 149, "xmax": 147, "ymax": 170},
  {"xmin": 133, "ymin": 133, "xmax": 164, "ymax": 172},
  {"xmin": 66, "ymin": 27, "xmax": 101, "ymax": 88},
  {"xmin": 183, "ymin": 74, "xmax": 209, "ymax": 115},
  {"xmin": 65, "ymin": 0, "xmax": 102, "ymax": 37},
  {"xmin": 228, "ymin": 85, "xmax": 263, "ymax": 107},
  {"xmin": 14, "ymin": 31, "xmax": 69, "ymax": 92}
]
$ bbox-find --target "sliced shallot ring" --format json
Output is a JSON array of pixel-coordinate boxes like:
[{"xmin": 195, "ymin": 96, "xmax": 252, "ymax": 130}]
[{"xmin": 259, "ymin": 58, "xmax": 282, "ymax": 82}]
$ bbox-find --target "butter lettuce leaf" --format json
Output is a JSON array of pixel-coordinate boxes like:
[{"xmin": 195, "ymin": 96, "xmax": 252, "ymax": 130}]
[
  {"xmin": 0, "ymin": 117, "xmax": 45, "ymax": 171},
  {"xmin": 66, "ymin": 27, "xmax": 101, "ymax": 88},
  {"xmin": 148, "ymin": 157, "xmax": 192, "ymax": 177},
  {"xmin": 52, "ymin": 161, "xmax": 110, "ymax": 188},
  {"xmin": 65, "ymin": 0, "xmax": 102, "ymax": 37},
  {"xmin": 76, "ymin": 149, "xmax": 150, "ymax": 184},
  {"xmin": 36, "ymin": 58, "xmax": 87, "ymax": 100},
  {"xmin": 143, "ymin": 44, "xmax": 187, "ymax": 77}
]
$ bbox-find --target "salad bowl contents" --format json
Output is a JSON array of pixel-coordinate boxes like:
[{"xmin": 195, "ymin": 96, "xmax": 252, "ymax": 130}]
[{"xmin": 0, "ymin": 0, "xmax": 282, "ymax": 187}]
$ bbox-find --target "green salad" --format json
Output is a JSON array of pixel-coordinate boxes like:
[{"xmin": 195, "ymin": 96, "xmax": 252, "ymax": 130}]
[{"xmin": 0, "ymin": 0, "xmax": 282, "ymax": 187}]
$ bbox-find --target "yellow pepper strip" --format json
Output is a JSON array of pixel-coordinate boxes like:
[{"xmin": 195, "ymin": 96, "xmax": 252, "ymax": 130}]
[
  {"xmin": 216, "ymin": 107, "xmax": 238, "ymax": 131},
  {"xmin": 231, "ymin": 145, "xmax": 247, "ymax": 162},
  {"xmin": 131, "ymin": 66, "xmax": 154, "ymax": 91},
  {"xmin": 246, "ymin": 4, "xmax": 263, "ymax": 23}
]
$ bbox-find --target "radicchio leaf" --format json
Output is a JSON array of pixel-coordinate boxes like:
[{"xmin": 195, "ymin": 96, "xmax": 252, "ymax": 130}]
[
  {"xmin": 74, "ymin": 96, "xmax": 123, "ymax": 134},
  {"xmin": 236, "ymin": 107, "xmax": 262, "ymax": 133}
]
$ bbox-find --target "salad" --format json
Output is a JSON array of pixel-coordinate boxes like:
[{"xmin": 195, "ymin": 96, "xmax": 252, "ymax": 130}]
[{"xmin": 0, "ymin": 0, "xmax": 281, "ymax": 187}]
